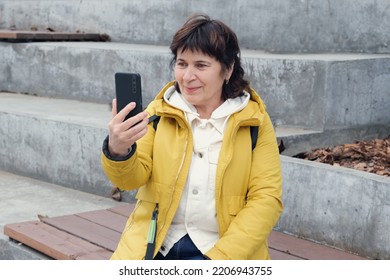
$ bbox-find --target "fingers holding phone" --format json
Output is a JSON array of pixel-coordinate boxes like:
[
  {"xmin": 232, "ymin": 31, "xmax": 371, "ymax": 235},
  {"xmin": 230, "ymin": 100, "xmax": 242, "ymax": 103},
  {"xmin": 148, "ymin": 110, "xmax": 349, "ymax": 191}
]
[
  {"xmin": 111, "ymin": 99, "xmax": 137, "ymax": 123},
  {"xmin": 107, "ymin": 73, "xmax": 148, "ymax": 157},
  {"xmin": 108, "ymin": 101, "xmax": 148, "ymax": 157}
]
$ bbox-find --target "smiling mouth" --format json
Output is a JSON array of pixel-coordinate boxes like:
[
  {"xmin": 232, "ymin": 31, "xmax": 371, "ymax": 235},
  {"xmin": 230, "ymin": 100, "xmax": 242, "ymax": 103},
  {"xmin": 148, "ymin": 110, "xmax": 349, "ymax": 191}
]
[{"xmin": 184, "ymin": 86, "xmax": 200, "ymax": 93}]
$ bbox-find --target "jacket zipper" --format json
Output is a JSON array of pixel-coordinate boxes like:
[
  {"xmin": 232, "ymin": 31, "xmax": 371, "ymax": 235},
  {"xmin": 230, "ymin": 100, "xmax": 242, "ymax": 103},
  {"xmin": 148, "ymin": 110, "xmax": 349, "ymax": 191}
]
[{"xmin": 154, "ymin": 114, "xmax": 191, "ymax": 252}]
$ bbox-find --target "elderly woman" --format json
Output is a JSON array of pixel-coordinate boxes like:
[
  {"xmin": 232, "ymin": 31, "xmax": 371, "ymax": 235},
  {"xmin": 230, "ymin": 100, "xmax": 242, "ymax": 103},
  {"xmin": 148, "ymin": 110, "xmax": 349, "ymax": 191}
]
[{"xmin": 101, "ymin": 14, "xmax": 283, "ymax": 260}]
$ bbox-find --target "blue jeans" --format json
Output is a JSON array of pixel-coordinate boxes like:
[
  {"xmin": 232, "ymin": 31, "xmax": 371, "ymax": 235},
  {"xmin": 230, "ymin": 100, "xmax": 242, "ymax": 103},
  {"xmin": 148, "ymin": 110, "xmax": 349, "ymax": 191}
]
[{"xmin": 154, "ymin": 234, "xmax": 207, "ymax": 260}]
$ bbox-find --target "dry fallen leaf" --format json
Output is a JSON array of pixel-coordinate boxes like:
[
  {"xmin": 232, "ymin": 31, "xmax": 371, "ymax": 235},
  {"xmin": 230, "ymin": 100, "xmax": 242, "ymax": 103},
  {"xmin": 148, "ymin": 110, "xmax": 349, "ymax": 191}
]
[{"xmin": 293, "ymin": 135, "xmax": 390, "ymax": 177}]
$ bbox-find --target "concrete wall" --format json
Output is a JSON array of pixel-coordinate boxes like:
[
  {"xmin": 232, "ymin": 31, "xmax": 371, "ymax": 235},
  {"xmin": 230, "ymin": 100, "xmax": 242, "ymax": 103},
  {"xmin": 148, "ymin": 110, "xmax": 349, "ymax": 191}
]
[
  {"xmin": 0, "ymin": 42, "xmax": 172, "ymax": 105},
  {"xmin": 1, "ymin": 0, "xmax": 390, "ymax": 260},
  {"xmin": 1, "ymin": 42, "xmax": 389, "ymax": 132},
  {"xmin": 1, "ymin": 0, "xmax": 389, "ymax": 54},
  {"xmin": 279, "ymin": 156, "xmax": 390, "ymax": 259},
  {"xmin": 0, "ymin": 112, "xmax": 111, "ymax": 197},
  {"xmin": 0, "ymin": 92, "xmax": 140, "ymax": 202},
  {"xmin": 0, "ymin": 93, "xmax": 112, "ymax": 198},
  {"xmin": 325, "ymin": 58, "xmax": 390, "ymax": 129}
]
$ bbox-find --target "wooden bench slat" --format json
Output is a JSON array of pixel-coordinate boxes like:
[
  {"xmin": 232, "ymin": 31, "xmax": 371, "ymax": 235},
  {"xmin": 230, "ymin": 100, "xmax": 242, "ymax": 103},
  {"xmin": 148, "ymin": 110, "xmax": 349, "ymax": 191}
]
[
  {"xmin": 269, "ymin": 248, "xmax": 304, "ymax": 260},
  {"xmin": 76, "ymin": 209, "xmax": 128, "ymax": 233},
  {"xmin": 107, "ymin": 204, "xmax": 135, "ymax": 217},
  {"xmin": 268, "ymin": 231, "xmax": 366, "ymax": 260},
  {"xmin": 0, "ymin": 30, "xmax": 18, "ymax": 39},
  {"xmin": 4, "ymin": 221, "xmax": 112, "ymax": 260},
  {"xmin": 3, "ymin": 203, "xmax": 367, "ymax": 260},
  {"xmin": 40, "ymin": 215, "xmax": 121, "ymax": 251},
  {"xmin": 0, "ymin": 30, "xmax": 105, "ymax": 41}
]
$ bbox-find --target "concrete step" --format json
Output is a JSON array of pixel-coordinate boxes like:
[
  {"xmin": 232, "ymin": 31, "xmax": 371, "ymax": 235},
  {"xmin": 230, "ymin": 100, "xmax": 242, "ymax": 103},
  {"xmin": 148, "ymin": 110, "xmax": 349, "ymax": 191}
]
[
  {"xmin": 0, "ymin": 92, "xmax": 136, "ymax": 201},
  {"xmin": 1, "ymin": 0, "xmax": 389, "ymax": 54},
  {"xmin": 1, "ymin": 94, "xmax": 389, "ymax": 260},
  {"xmin": 1, "ymin": 41, "xmax": 389, "ymax": 131},
  {"xmin": 280, "ymin": 155, "xmax": 390, "ymax": 259},
  {"xmin": 0, "ymin": 90, "xmax": 388, "ymax": 196},
  {"xmin": 0, "ymin": 91, "xmax": 323, "ymax": 197},
  {"xmin": 0, "ymin": 170, "xmax": 125, "ymax": 260}
]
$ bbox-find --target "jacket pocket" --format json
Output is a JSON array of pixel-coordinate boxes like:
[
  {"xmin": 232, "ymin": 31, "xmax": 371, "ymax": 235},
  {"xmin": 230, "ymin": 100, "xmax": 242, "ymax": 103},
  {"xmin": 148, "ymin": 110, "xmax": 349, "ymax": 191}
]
[
  {"xmin": 130, "ymin": 182, "xmax": 160, "ymax": 226},
  {"xmin": 135, "ymin": 181, "xmax": 161, "ymax": 204}
]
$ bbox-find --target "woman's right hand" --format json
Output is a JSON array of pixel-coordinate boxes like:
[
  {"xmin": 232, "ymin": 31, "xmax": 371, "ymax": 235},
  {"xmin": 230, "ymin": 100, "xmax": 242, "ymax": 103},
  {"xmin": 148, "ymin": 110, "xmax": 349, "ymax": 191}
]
[{"xmin": 107, "ymin": 99, "xmax": 149, "ymax": 157}]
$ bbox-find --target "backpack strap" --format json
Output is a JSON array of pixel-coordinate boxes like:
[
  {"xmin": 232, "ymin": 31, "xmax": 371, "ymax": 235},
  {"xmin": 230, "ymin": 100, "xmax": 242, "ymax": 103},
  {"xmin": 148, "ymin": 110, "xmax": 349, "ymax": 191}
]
[
  {"xmin": 250, "ymin": 125, "xmax": 259, "ymax": 151},
  {"xmin": 148, "ymin": 114, "xmax": 160, "ymax": 130}
]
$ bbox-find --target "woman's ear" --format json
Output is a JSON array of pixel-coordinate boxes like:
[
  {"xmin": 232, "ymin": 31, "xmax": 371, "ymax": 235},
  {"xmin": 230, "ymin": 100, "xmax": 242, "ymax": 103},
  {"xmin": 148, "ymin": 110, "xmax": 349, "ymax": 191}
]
[{"xmin": 226, "ymin": 62, "xmax": 235, "ymax": 80}]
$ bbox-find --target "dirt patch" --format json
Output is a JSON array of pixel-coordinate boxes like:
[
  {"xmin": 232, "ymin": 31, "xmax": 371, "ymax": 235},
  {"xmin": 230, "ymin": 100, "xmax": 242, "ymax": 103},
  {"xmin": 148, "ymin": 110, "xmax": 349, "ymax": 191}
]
[{"xmin": 293, "ymin": 136, "xmax": 390, "ymax": 177}]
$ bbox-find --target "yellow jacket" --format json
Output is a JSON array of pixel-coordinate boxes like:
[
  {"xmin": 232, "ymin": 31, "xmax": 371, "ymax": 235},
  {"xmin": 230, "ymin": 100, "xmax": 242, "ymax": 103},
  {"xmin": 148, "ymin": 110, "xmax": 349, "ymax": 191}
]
[{"xmin": 101, "ymin": 82, "xmax": 283, "ymax": 260}]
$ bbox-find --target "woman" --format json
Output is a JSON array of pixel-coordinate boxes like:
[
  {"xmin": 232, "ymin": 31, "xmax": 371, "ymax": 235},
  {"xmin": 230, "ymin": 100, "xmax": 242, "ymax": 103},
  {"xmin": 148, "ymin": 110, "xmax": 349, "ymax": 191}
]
[{"xmin": 101, "ymin": 14, "xmax": 283, "ymax": 260}]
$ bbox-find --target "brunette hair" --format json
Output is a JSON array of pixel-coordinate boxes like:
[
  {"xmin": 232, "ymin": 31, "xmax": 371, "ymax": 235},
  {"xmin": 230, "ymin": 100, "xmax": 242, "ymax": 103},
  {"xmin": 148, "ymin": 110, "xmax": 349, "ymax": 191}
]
[{"xmin": 170, "ymin": 14, "xmax": 249, "ymax": 99}]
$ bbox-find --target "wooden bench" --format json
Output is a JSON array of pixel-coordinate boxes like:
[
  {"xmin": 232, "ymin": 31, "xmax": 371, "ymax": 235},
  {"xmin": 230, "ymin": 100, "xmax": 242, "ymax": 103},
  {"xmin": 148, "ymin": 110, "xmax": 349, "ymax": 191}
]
[
  {"xmin": 0, "ymin": 30, "xmax": 109, "ymax": 42},
  {"xmin": 3, "ymin": 204, "xmax": 366, "ymax": 260}
]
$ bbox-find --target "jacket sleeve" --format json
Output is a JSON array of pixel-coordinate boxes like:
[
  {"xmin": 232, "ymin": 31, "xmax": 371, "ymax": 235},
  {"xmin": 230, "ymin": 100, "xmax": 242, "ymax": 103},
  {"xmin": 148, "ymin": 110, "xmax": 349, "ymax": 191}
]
[
  {"xmin": 100, "ymin": 106, "xmax": 157, "ymax": 191},
  {"xmin": 206, "ymin": 112, "xmax": 283, "ymax": 260}
]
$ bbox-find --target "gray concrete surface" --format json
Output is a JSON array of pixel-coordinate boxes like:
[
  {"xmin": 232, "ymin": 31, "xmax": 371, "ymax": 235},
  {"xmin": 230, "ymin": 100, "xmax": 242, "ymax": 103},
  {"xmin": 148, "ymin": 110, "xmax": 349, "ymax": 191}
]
[
  {"xmin": 1, "ymin": 0, "xmax": 389, "ymax": 260},
  {"xmin": 2, "ymin": 91, "xmax": 387, "ymax": 198},
  {"xmin": 0, "ymin": 92, "xmax": 136, "ymax": 201},
  {"xmin": 279, "ymin": 156, "xmax": 390, "ymax": 260},
  {"xmin": 1, "ymin": 0, "xmax": 389, "ymax": 54},
  {"xmin": 0, "ymin": 170, "xmax": 125, "ymax": 259},
  {"xmin": 1, "ymin": 42, "xmax": 389, "ymax": 131},
  {"xmin": 0, "ymin": 92, "xmax": 114, "ymax": 198}
]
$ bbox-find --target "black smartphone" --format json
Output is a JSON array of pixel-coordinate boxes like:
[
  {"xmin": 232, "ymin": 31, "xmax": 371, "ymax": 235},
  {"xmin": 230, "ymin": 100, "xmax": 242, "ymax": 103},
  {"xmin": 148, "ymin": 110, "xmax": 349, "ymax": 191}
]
[{"xmin": 114, "ymin": 72, "xmax": 143, "ymax": 122}]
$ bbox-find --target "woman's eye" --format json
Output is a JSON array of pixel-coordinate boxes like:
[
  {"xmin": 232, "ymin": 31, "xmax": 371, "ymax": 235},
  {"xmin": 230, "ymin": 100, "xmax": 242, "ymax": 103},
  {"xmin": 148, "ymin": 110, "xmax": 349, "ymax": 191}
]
[
  {"xmin": 176, "ymin": 61, "xmax": 187, "ymax": 68},
  {"xmin": 196, "ymin": 63, "xmax": 206, "ymax": 69}
]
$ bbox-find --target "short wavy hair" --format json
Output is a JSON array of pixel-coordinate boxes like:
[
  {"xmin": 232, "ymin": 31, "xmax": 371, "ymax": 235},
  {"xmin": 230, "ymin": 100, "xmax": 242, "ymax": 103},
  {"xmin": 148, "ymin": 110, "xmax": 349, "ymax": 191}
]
[{"xmin": 170, "ymin": 14, "xmax": 249, "ymax": 99}]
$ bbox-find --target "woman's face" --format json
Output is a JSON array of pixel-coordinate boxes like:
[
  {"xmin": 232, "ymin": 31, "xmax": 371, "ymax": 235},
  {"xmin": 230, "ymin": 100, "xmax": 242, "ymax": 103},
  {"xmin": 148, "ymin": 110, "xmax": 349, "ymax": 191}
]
[{"xmin": 174, "ymin": 48, "xmax": 232, "ymax": 118}]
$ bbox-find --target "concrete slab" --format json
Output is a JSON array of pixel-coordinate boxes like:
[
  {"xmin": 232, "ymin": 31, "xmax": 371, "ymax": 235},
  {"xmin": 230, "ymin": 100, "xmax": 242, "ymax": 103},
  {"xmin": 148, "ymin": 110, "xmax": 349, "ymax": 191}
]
[
  {"xmin": 0, "ymin": 170, "xmax": 126, "ymax": 259},
  {"xmin": 0, "ymin": 0, "xmax": 389, "ymax": 54},
  {"xmin": 1, "ymin": 42, "xmax": 389, "ymax": 131},
  {"xmin": 0, "ymin": 91, "xmax": 110, "ymax": 128},
  {"xmin": 0, "ymin": 92, "xmax": 115, "ymax": 198},
  {"xmin": 0, "ymin": 93, "xmax": 139, "ymax": 202},
  {"xmin": 279, "ymin": 155, "xmax": 390, "ymax": 259},
  {"xmin": 1, "ymin": 92, "xmax": 388, "ymax": 195}
]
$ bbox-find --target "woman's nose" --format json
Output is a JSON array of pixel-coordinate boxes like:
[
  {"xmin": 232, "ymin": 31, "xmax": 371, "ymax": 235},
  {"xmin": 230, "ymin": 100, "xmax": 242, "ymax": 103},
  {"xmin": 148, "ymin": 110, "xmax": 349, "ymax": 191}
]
[{"xmin": 183, "ymin": 67, "xmax": 195, "ymax": 81}]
